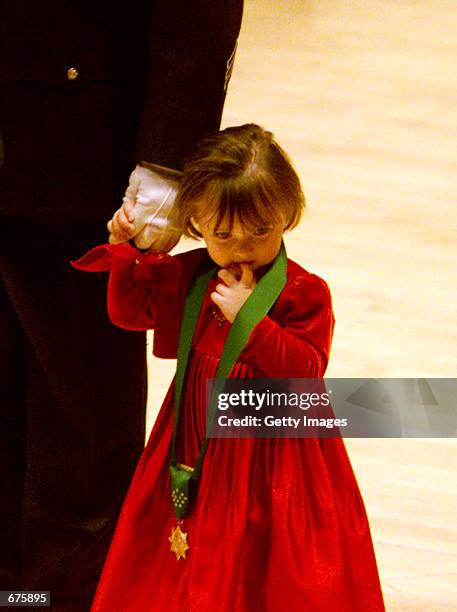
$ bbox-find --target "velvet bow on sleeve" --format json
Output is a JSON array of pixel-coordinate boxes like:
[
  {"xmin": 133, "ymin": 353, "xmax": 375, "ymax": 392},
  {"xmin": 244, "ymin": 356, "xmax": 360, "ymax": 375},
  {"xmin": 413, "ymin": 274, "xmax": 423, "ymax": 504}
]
[{"xmin": 71, "ymin": 243, "xmax": 181, "ymax": 331}]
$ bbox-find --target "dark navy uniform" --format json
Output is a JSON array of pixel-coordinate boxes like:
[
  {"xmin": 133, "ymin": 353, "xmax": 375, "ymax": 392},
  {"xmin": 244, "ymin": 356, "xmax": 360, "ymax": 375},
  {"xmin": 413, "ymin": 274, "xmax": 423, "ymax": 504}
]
[{"xmin": 0, "ymin": 2, "xmax": 243, "ymax": 608}]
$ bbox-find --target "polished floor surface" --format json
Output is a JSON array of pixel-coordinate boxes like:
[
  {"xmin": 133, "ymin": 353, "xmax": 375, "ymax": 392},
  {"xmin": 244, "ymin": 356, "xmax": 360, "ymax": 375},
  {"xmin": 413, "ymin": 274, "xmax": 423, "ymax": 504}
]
[{"xmin": 146, "ymin": 2, "xmax": 457, "ymax": 609}]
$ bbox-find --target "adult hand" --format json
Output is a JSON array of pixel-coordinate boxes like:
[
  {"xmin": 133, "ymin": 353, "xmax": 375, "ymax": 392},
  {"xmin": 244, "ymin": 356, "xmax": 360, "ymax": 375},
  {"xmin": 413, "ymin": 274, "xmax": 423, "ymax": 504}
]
[
  {"xmin": 107, "ymin": 164, "xmax": 183, "ymax": 251},
  {"xmin": 211, "ymin": 264, "xmax": 256, "ymax": 323}
]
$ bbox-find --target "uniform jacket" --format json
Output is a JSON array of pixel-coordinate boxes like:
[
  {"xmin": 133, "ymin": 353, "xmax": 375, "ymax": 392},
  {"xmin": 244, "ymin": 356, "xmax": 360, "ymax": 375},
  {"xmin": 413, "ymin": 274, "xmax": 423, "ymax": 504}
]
[{"xmin": 0, "ymin": 1, "xmax": 243, "ymax": 248}]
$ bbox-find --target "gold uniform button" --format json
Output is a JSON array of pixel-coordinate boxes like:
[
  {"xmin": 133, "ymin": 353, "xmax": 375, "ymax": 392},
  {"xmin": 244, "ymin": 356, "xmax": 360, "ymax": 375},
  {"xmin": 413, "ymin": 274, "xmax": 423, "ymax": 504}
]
[{"xmin": 67, "ymin": 67, "xmax": 79, "ymax": 81}]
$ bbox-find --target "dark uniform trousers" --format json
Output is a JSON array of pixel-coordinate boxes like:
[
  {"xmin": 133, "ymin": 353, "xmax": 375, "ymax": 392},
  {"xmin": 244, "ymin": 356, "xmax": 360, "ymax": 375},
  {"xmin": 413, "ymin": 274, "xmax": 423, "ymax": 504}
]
[
  {"xmin": 0, "ymin": 252, "xmax": 147, "ymax": 608},
  {"xmin": 0, "ymin": 1, "xmax": 243, "ymax": 609}
]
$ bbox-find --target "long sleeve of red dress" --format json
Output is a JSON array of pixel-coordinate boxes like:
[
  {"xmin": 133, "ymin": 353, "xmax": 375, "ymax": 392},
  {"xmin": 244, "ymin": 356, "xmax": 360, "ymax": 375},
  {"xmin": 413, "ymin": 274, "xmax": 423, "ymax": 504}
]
[{"xmin": 72, "ymin": 243, "xmax": 204, "ymax": 356}]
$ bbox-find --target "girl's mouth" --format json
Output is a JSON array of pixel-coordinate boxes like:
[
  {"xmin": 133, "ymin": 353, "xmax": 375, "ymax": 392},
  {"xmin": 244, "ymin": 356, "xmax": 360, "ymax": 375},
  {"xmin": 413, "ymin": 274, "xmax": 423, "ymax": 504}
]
[
  {"xmin": 228, "ymin": 261, "xmax": 254, "ymax": 272},
  {"xmin": 226, "ymin": 261, "xmax": 255, "ymax": 280}
]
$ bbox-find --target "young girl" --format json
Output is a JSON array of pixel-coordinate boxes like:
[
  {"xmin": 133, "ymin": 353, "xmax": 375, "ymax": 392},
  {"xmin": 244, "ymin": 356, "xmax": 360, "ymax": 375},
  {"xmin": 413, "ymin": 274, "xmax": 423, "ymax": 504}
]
[{"xmin": 74, "ymin": 124, "xmax": 385, "ymax": 611}]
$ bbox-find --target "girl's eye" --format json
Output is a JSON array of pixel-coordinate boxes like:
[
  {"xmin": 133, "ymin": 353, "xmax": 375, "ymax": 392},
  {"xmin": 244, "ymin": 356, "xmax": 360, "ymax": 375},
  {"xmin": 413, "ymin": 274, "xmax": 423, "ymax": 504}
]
[
  {"xmin": 253, "ymin": 226, "xmax": 271, "ymax": 236},
  {"xmin": 214, "ymin": 231, "xmax": 231, "ymax": 240}
]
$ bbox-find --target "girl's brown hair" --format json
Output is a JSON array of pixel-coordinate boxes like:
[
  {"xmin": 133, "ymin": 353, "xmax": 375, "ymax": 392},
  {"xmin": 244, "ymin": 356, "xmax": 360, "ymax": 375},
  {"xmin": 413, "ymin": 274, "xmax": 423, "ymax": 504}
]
[{"xmin": 176, "ymin": 124, "xmax": 305, "ymax": 238}]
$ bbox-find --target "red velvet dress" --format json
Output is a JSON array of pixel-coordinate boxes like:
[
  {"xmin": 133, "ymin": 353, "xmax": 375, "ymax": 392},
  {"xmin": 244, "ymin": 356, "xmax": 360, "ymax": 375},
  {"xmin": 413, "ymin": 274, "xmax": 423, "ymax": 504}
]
[{"xmin": 73, "ymin": 244, "xmax": 385, "ymax": 612}]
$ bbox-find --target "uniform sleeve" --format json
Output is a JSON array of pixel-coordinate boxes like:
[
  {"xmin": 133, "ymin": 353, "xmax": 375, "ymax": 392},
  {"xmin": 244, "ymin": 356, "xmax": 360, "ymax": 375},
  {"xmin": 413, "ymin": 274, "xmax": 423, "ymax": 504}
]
[
  {"xmin": 240, "ymin": 274, "xmax": 335, "ymax": 378},
  {"xmin": 71, "ymin": 244, "xmax": 181, "ymax": 331},
  {"xmin": 135, "ymin": 0, "xmax": 244, "ymax": 168}
]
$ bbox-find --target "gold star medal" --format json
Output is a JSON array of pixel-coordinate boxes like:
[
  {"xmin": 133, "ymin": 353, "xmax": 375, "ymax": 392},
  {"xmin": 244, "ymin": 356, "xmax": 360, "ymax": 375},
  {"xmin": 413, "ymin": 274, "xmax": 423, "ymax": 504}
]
[
  {"xmin": 168, "ymin": 463, "xmax": 194, "ymax": 559},
  {"xmin": 168, "ymin": 524, "xmax": 189, "ymax": 560}
]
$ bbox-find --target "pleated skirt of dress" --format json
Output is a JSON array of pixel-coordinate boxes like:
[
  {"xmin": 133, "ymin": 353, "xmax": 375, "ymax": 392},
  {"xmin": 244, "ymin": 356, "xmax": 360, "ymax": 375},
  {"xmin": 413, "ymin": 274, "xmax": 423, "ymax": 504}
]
[{"xmin": 91, "ymin": 349, "xmax": 385, "ymax": 611}]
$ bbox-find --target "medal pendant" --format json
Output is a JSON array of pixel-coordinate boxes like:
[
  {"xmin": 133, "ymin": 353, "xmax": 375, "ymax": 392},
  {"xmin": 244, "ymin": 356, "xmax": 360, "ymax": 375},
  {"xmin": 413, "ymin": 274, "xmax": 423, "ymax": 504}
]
[
  {"xmin": 169, "ymin": 523, "xmax": 189, "ymax": 560},
  {"xmin": 170, "ymin": 463, "xmax": 194, "ymax": 518}
]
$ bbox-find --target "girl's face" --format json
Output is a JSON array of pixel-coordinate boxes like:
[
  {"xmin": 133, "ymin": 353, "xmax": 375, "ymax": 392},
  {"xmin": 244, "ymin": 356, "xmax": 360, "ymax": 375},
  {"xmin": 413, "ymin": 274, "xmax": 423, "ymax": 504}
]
[{"xmin": 195, "ymin": 206, "xmax": 286, "ymax": 276}]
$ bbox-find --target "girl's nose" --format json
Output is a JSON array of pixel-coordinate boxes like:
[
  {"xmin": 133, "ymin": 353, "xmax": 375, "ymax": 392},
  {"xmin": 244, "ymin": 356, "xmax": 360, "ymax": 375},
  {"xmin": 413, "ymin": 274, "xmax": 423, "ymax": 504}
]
[{"xmin": 232, "ymin": 237, "xmax": 253, "ymax": 261}]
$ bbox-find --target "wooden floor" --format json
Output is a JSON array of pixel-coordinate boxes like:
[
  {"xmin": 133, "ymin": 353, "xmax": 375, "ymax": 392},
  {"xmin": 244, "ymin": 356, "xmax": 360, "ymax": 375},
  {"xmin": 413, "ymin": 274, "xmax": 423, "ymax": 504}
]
[{"xmin": 146, "ymin": 1, "xmax": 457, "ymax": 609}]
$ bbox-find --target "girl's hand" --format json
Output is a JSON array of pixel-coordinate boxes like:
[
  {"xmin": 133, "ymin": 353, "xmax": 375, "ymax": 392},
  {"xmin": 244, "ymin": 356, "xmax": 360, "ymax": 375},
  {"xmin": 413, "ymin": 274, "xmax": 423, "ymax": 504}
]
[
  {"xmin": 107, "ymin": 197, "xmax": 136, "ymax": 244},
  {"xmin": 211, "ymin": 264, "xmax": 256, "ymax": 323}
]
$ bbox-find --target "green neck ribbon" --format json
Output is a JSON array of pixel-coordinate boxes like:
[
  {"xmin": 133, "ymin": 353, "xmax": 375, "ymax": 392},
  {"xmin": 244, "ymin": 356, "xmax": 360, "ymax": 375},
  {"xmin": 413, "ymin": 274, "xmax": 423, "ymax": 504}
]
[{"xmin": 170, "ymin": 243, "xmax": 287, "ymax": 518}]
